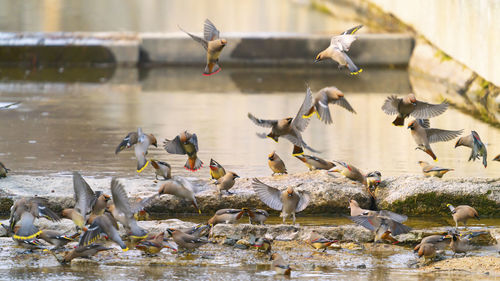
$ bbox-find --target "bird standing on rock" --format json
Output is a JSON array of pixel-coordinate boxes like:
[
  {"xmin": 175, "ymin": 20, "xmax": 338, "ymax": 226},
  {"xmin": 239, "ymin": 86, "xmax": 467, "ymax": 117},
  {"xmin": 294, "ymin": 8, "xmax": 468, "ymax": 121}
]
[
  {"xmin": 248, "ymin": 87, "xmax": 316, "ymax": 156},
  {"xmin": 179, "ymin": 19, "xmax": 227, "ymax": 76},
  {"xmin": 150, "ymin": 159, "xmax": 171, "ymax": 180},
  {"xmin": 164, "ymin": 131, "xmax": 202, "ymax": 171},
  {"xmin": 268, "ymin": 151, "xmax": 287, "ymax": 175},
  {"xmin": 136, "ymin": 232, "xmax": 176, "ymax": 255},
  {"xmin": 315, "ymin": 25, "xmax": 363, "ymax": 75},
  {"xmin": 302, "ymin": 86, "xmax": 356, "ymax": 124},
  {"xmin": 214, "ymin": 171, "xmax": 239, "ymax": 196},
  {"xmin": 381, "ymin": 94, "xmax": 448, "ymax": 126},
  {"xmin": 455, "ymin": 131, "xmax": 487, "ymax": 168},
  {"xmin": 407, "ymin": 119, "xmax": 463, "ymax": 161},
  {"xmin": 447, "ymin": 204, "xmax": 480, "ymax": 229},
  {"xmin": 207, "ymin": 209, "xmax": 245, "ymax": 226},
  {"xmin": 418, "ymin": 161, "xmax": 453, "ymax": 178},
  {"xmin": 243, "ymin": 208, "xmax": 269, "ymax": 225},
  {"xmin": 252, "ymin": 178, "xmax": 310, "ymax": 224},
  {"xmin": 209, "ymin": 158, "xmax": 226, "ymax": 180},
  {"xmin": 166, "ymin": 228, "xmax": 208, "ymax": 251}
]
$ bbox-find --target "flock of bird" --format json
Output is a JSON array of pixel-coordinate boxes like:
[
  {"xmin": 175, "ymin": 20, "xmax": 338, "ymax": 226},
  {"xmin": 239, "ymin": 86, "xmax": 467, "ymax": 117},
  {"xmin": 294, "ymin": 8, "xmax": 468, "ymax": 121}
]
[{"xmin": 0, "ymin": 19, "xmax": 499, "ymax": 275}]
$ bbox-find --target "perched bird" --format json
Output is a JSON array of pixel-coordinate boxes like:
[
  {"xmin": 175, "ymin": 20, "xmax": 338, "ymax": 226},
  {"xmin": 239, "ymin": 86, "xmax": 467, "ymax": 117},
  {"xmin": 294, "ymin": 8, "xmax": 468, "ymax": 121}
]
[
  {"xmin": 62, "ymin": 172, "xmax": 110, "ymax": 230},
  {"xmin": 348, "ymin": 199, "xmax": 408, "ymax": 223},
  {"xmin": 136, "ymin": 232, "xmax": 175, "ymax": 255},
  {"xmin": 494, "ymin": 154, "xmax": 500, "ymax": 161},
  {"xmin": 110, "ymin": 178, "xmax": 149, "ymax": 240},
  {"xmin": 164, "ymin": 131, "xmax": 202, "ymax": 171},
  {"xmin": 309, "ymin": 231, "xmax": 338, "ymax": 252},
  {"xmin": 348, "ymin": 214, "xmax": 411, "ymax": 243},
  {"xmin": 9, "ymin": 197, "xmax": 60, "ymax": 231},
  {"xmin": 158, "ymin": 176, "xmax": 201, "ymax": 214},
  {"xmin": 315, "ymin": 25, "xmax": 363, "ymax": 75},
  {"xmin": 179, "ymin": 224, "xmax": 211, "ymax": 238},
  {"xmin": 252, "ymin": 237, "xmax": 272, "ymax": 254},
  {"xmin": 38, "ymin": 230, "xmax": 78, "ymax": 250},
  {"xmin": 381, "ymin": 94, "xmax": 448, "ymax": 126},
  {"xmin": 455, "ymin": 131, "xmax": 487, "ymax": 168},
  {"xmin": 214, "ymin": 171, "xmax": 239, "ymax": 196},
  {"xmin": 447, "ymin": 204, "xmax": 479, "ymax": 229},
  {"xmin": 365, "ymin": 171, "xmax": 382, "ymax": 198},
  {"xmin": 0, "ymin": 161, "xmax": 10, "ymax": 178},
  {"xmin": 414, "ymin": 235, "xmax": 449, "ymax": 253},
  {"xmin": 209, "ymin": 158, "xmax": 226, "ymax": 180},
  {"xmin": 244, "ymin": 208, "xmax": 269, "ymax": 225},
  {"xmin": 248, "ymin": 87, "xmax": 315, "ymax": 156},
  {"xmin": 303, "ymin": 86, "xmax": 356, "ymax": 124},
  {"xmin": 48, "ymin": 243, "xmax": 112, "ymax": 264},
  {"xmin": 445, "ymin": 230, "xmax": 486, "ymax": 257},
  {"xmin": 252, "ymin": 178, "xmax": 310, "ymax": 224},
  {"xmin": 166, "ymin": 228, "xmax": 208, "ymax": 251},
  {"xmin": 179, "ymin": 19, "xmax": 227, "ymax": 76},
  {"xmin": 150, "ymin": 159, "xmax": 171, "ymax": 180},
  {"xmin": 407, "ymin": 119, "xmax": 462, "ymax": 161},
  {"xmin": 268, "ymin": 151, "xmax": 287, "ymax": 175},
  {"xmin": 79, "ymin": 212, "xmax": 128, "ymax": 251},
  {"xmin": 415, "ymin": 243, "xmax": 437, "ymax": 263},
  {"xmin": 295, "ymin": 154, "xmax": 335, "ymax": 171},
  {"xmin": 418, "ymin": 161, "xmax": 453, "ymax": 178},
  {"xmin": 270, "ymin": 253, "xmax": 292, "ymax": 275},
  {"xmin": 207, "ymin": 209, "xmax": 245, "ymax": 226},
  {"xmin": 134, "ymin": 128, "xmax": 158, "ymax": 173},
  {"xmin": 328, "ymin": 161, "xmax": 366, "ymax": 185}
]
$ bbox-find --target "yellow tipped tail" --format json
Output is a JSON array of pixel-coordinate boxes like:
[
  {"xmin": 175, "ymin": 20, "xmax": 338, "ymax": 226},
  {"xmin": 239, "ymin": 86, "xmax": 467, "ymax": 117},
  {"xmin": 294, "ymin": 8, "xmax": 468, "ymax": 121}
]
[
  {"xmin": 137, "ymin": 160, "xmax": 150, "ymax": 173},
  {"xmin": 198, "ymin": 209, "xmax": 202, "ymax": 214},
  {"xmin": 350, "ymin": 68, "xmax": 363, "ymax": 75},
  {"xmin": 123, "ymin": 247, "xmax": 129, "ymax": 252}
]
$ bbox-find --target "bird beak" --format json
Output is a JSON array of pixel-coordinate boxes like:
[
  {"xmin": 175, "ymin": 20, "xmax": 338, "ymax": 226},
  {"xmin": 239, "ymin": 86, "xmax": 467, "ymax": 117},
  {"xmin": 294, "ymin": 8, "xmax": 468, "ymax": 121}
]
[{"xmin": 166, "ymin": 228, "xmax": 174, "ymax": 236}]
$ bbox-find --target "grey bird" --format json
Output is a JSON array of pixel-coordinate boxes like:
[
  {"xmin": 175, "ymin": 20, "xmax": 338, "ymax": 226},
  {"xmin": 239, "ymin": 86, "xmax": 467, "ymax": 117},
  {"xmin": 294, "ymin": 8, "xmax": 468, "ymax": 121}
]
[
  {"xmin": 0, "ymin": 161, "xmax": 10, "ymax": 178},
  {"xmin": 166, "ymin": 228, "xmax": 208, "ymax": 251},
  {"xmin": 214, "ymin": 171, "xmax": 240, "ymax": 196},
  {"xmin": 158, "ymin": 176, "xmax": 201, "ymax": 214},
  {"xmin": 418, "ymin": 161, "xmax": 453, "ymax": 178},
  {"xmin": 382, "ymin": 94, "xmax": 448, "ymax": 126},
  {"xmin": 303, "ymin": 86, "xmax": 356, "ymax": 124},
  {"xmin": 414, "ymin": 235, "xmax": 449, "ymax": 253},
  {"xmin": 243, "ymin": 208, "xmax": 269, "ymax": 225},
  {"xmin": 12, "ymin": 212, "xmax": 42, "ymax": 242},
  {"xmin": 115, "ymin": 131, "xmax": 139, "ymax": 154},
  {"xmin": 9, "ymin": 197, "xmax": 60, "ymax": 231},
  {"xmin": 134, "ymin": 128, "xmax": 158, "ymax": 173},
  {"xmin": 348, "ymin": 214, "xmax": 412, "ymax": 243},
  {"xmin": 315, "ymin": 25, "xmax": 363, "ymax": 75},
  {"xmin": 207, "ymin": 209, "xmax": 245, "ymax": 226},
  {"xmin": 46, "ymin": 243, "xmax": 112, "ymax": 264},
  {"xmin": 179, "ymin": 19, "xmax": 227, "ymax": 76},
  {"xmin": 408, "ymin": 119, "xmax": 463, "ymax": 161},
  {"xmin": 455, "ymin": 131, "xmax": 487, "ymax": 168},
  {"xmin": 248, "ymin": 87, "xmax": 316, "ymax": 156},
  {"xmin": 79, "ymin": 212, "xmax": 128, "ymax": 251},
  {"xmin": 164, "ymin": 131, "xmax": 202, "ymax": 171},
  {"xmin": 110, "ymin": 178, "xmax": 149, "ymax": 240},
  {"xmin": 349, "ymin": 199, "xmax": 407, "ymax": 223},
  {"xmin": 150, "ymin": 159, "xmax": 171, "ymax": 180},
  {"xmin": 445, "ymin": 230, "xmax": 486, "ymax": 256},
  {"xmin": 252, "ymin": 178, "xmax": 310, "ymax": 224},
  {"xmin": 39, "ymin": 230, "xmax": 78, "ymax": 250},
  {"xmin": 447, "ymin": 204, "xmax": 480, "ymax": 229},
  {"xmin": 295, "ymin": 154, "xmax": 335, "ymax": 171}
]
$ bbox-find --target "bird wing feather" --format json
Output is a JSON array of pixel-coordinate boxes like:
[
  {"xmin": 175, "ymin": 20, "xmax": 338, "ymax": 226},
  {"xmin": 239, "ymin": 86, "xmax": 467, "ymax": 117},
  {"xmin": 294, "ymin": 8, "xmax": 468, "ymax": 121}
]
[
  {"xmin": 381, "ymin": 95, "xmax": 400, "ymax": 115},
  {"xmin": 203, "ymin": 19, "xmax": 220, "ymax": 41},
  {"xmin": 251, "ymin": 178, "xmax": 283, "ymax": 211},
  {"xmin": 426, "ymin": 128, "xmax": 463, "ymax": 143},
  {"xmin": 247, "ymin": 113, "xmax": 278, "ymax": 128},
  {"xmin": 410, "ymin": 101, "xmax": 448, "ymax": 119}
]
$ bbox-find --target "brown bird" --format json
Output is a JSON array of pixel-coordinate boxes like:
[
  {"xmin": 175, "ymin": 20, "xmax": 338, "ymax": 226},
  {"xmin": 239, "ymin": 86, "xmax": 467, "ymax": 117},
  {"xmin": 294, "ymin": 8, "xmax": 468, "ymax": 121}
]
[
  {"xmin": 164, "ymin": 131, "xmax": 202, "ymax": 171},
  {"xmin": 382, "ymin": 94, "xmax": 448, "ymax": 126},
  {"xmin": 166, "ymin": 228, "xmax": 208, "ymax": 251},
  {"xmin": 447, "ymin": 204, "xmax": 479, "ymax": 229},
  {"xmin": 494, "ymin": 154, "xmax": 500, "ymax": 161},
  {"xmin": 244, "ymin": 208, "xmax": 269, "ymax": 225},
  {"xmin": 209, "ymin": 158, "xmax": 226, "ymax": 180},
  {"xmin": 0, "ymin": 161, "xmax": 10, "ymax": 178},
  {"xmin": 252, "ymin": 237, "xmax": 272, "ymax": 254},
  {"xmin": 9, "ymin": 197, "xmax": 60, "ymax": 231},
  {"xmin": 416, "ymin": 243, "xmax": 436, "ymax": 263},
  {"xmin": 248, "ymin": 87, "xmax": 316, "ymax": 156},
  {"xmin": 455, "ymin": 131, "xmax": 487, "ymax": 168},
  {"xmin": 135, "ymin": 128, "xmax": 158, "ymax": 173},
  {"xmin": 207, "ymin": 209, "xmax": 245, "ymax": 226},
  {"xmin": 303, "ymin": 86, "xmax": 356, "ymax": 124},
  {"xmin": 158, "ymin": 176, "xmax": 201, "ymax": 214},
  {"xmin": 136, "ymin": 232, "xmax": 176, "ymax": 255},
  {"xmin": 268, "ymin": 151, "xmax": 287, "ymax": 175},
  {"xmin": 348, "ymin": 214, "xmax": 411, "ymax": 243},
  {"xmin": 270, "ymin": 253, "xmax": 292, "ymax": 275},
  {"xmin": 51, "ymin": 243, "xmax": 112, "ymax": 264},
  {"xmin": 179, "ymin": 19, "xmax": 227, "ymax": 76},
  {"xmin": 408, "ymin": 119, "xmax": 463, "ymax": 161},
  {"xmin": 446, "ymin": 231, "xmax": 485, "ymax": 256},
  {"xmin": 348, "ymin": 199, "xmax": 408, "ymax": 223},
  {"xmin": 328, "ymin": 161, "xmax": 366, "ymax": 185},
  {"xmin": 414, "ymin": 235, "xmax": 448, "ymax": 253},
  {"xmin": 115, "ymin": 131, "xmax": 138, "ymax": 154},
  {"xmin": 150, "ymin": 159, "xmax": 171, "ymax": 180},
  {"xmin": 252, "ymin": 178, "xmax": 310, "ymax": 224},
  {"xmin": 315, "ymin": 25, "xmax": 363, "ymax": 75},
  {"xmin": 79, "ymin": 213, "xmax": 128, "ymax": 251},
  {"xmin": 214, "ymin": 171, "xmax": 240, "ymax": 195},
  {"xmin": 38, "ymin": 230, "xmax": 78, "ymax": 250},
  {"xmin": 418, "ymin": 161, "xmax": 453, "ymax": 178},
  {"xmin": 295, "ymin": 154, "xmax": 335, "ymax": 171},
  {"xmin": 309, "ymin": 231, "xmax": 338, "ymax": 252}
]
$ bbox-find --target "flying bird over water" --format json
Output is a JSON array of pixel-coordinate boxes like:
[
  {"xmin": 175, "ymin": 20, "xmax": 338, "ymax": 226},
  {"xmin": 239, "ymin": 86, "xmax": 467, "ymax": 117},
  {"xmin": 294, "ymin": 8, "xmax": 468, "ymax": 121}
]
[
  {"xmin": 455, "ymin": 131, "xmax": 487, "ymax": 168},
  {"xmin": 407, "ymin": 119, "xmax": 462, "ymax": 161},
  {"xmin": 248, "ymin": 87, "xmax": 317, "ymax": 156},
  {"xmin": 315, "ymin": 25, "xmax": 363, "ymax": 75},
  {"xmin": 179, "ymin": 19, "xmax": 227, "ymax": 76},
  {"xmin": 115, "ymin": 128, "xmax": 158, "ymax": 173},
  {"xmin": 164, "ymin": 131, "xmax": 202, "ymax": 171},
  {"xmin": 381, "ymin": 94, "xmax": 448, "ymax": 126},
  {"xmin": 303, "ymin": 86, "xmax": 356, "ymax": 124}
]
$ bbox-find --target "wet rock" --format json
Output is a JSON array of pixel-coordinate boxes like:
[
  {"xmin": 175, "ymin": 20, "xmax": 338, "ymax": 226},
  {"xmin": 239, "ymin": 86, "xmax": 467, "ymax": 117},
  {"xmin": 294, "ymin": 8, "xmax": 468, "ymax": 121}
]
[
  {"xmin": 422, "ymin": 256, "xmax": 500, "ymax": 275},
  {"xmin": 71, "ymin": 257, "xmax": 100, "ymax": 267},
  {"xmin": 356, "ymin": 264, "xmax": 366, "ymax": 269},
  {"xmin": 223, "ymin": 238, "xmax": 238, "ymax": 246}
]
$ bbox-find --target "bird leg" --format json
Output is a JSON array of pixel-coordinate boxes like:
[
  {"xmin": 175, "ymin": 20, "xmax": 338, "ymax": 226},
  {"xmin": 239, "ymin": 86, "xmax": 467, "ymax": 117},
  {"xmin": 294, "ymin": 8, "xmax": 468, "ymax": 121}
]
[{"xmin": 292, "ymin": 213, "xmax": 296, "ymax": 225}]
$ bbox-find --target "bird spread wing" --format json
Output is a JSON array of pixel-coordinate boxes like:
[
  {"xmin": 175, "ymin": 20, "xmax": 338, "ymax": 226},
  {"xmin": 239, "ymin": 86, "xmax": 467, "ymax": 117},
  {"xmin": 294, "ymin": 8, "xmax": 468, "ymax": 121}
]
[
  {"xmin": 247, "ymin": 113, "xmax": 278, "ymax": 128},
  {"xmin": 73, "ymin": 171, "xmax": 95, "ymax": 219},
  {"xmin": 388, "ymin": 220, "xmax": 412, "ymax": 236},
  {"xmin": 340, "ymin": 24, "xmax": 363, "ymax": 35},
  {"xmin": 203, "ymin": 19, "xmax": 220, "ymax": 41},
  {"xmin": 381, "ymin": 95, "xmax": 400, "ymax": 115},
  {"xmin": 173, "ymin": 176, "xmax": 200, "ymax": 193},
  {"xmin": 333, "ymin": 97, "xmax": 356, "ymax": 113},
  {"xmin": 426, "ymin": 128, "xmax": 463, "ymax": 143},
  {"xmin": 164, "ymin": 136, "xmax": 186, "ymax": 155},
  {"xmin": 377, "ymin": 210, "xmax": 408, "ymax": 223},
  {"xmin": 348, "ymin": 215, "xmax": 378, "ymax": 232},
  {"xmin": 179, "ymin": 25, "xmax": 208, "ymax": 50},
  {"xmin": 115, "ymin": 132, "xmax": 138, "ymax": 154},
  {"xmin": 292, "ymin": 86, "xmax": 313, "ymax": 132},
  {"xmin": 130, "ymin": 194, "xmax": 157, "ymax": 214},
  {"xmin": 111, "ymin": 178, "xmax": 133, "ymax": 219},
  {"xmin": 251, "ymin": 178, "xmax": 283, "ymax": 211},
  {"xmin": 295, "ymin": 191, "xmax": 311, "ymax": 213},
  {"xmin": 31, "ymin": 198, "xmax": 60, "ymax": 222},
  {"xmin": 331, "ymin": 35, "xmax": 357, "ymax": 52},
  {"xmin": 410, "ymin": 101, "xmax": 448, "ymax": 119},
  {"xmin": 316, "ymin": 91, "xmax": 333, "ymax": 124},
  {"xmin": 189, "ymin": 133, "xmax": 199, "ymax": 152}
]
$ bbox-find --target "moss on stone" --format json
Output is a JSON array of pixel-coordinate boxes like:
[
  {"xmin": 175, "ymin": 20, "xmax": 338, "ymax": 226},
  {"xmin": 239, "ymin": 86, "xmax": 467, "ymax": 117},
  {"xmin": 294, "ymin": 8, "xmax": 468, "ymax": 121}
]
[
  {"xmin": 380, "ymin": 192, "xmax": 499, "ymax": 217},
  {"xmin": 310, "ymin": 0, "xmax": 334, "ymax": 16},
  {"xmin": 0, "ymin": 197, "xmax": 13, "ymax": 215}
]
